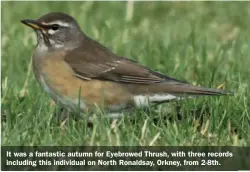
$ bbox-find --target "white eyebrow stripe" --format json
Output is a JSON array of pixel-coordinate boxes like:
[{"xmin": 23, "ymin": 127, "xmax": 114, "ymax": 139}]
[{"xmin": 41, "ymin": 21, "xmax": 71, "ymax": 27}]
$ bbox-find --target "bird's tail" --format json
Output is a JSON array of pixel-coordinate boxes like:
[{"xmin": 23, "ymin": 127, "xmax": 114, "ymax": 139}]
[
  {"xmin": 145, "ymin": 83, "xmax": 233, "ymax": 105},
  {"xmin": 167, "ymin": 83, "xmax": 233, "ymax": 96},
  {"xmin": 131, "ymin": 82, "xmax": 233, "ymax": 107}
]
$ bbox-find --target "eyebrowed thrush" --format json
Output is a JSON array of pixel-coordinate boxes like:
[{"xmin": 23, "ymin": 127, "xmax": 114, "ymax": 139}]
[{"xmin": 21, "ymin": 12, "xmax": 232, "ymax": 121}]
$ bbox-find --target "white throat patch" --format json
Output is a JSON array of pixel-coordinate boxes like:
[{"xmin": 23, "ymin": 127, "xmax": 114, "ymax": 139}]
[{"xmin": 37, "ymin": 42, "xmax": 48, "ymax": 53}]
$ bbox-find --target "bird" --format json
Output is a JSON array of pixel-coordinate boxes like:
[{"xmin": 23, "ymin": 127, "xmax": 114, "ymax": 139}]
[{"xmin": 21, "ymin": 12, "xmax": 232, "ymax": 121}]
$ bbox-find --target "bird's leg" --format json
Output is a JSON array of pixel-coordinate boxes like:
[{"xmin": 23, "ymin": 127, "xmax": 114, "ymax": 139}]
[
  {"xmin": 59, "ymin": 108, "xmax": 70, "ymax": 122},
  {"xmin": 57, "ymin": 108, "xmax": 70, "ymax": 128},
  {"xmin": 51, "ymin": 107, "xmax": 70, "ymax": 125}
]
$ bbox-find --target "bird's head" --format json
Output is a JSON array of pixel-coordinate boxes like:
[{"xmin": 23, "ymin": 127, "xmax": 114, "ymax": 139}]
[{"xmin": 21, "ymin": 12, "xmax": 84, "ymax": 51}]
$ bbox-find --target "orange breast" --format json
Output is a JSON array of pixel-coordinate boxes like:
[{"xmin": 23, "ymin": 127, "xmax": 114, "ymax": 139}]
[{"xmin": 38, "ymin": 52, "xmax": 132, "ymax": 111}]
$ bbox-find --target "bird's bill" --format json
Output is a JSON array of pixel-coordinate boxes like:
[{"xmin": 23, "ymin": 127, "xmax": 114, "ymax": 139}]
[{"xmin": 21, "ymin": 19, "xmax": 46, "ymax": 30}]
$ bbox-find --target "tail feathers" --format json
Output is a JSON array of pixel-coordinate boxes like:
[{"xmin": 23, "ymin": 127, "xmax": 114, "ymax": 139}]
[
  {"xmin": 132, "ymin": 83, "xmax": 233, "ymax": 107},
  {"xmin": 170, "ymin": 84, "xmax": 234, "ymax": 96},
  {"xmin": 146, "ymin": 84, "xmax": 233, "ymax": 105}
]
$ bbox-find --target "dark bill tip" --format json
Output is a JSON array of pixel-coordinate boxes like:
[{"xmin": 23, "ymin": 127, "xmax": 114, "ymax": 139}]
[{"xmin": 21, "ymin": 19, "xmax": 43, "ymax": 30}]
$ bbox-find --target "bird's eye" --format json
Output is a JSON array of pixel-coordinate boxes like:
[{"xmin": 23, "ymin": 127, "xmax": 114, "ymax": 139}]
[{"xmin": 51, "ymin": 24, "xmax": 59, "ymax": 31}]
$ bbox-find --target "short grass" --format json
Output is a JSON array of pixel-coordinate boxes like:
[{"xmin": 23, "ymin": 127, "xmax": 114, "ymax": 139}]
[{"xmin": 1, "ymin": 1, "xmax": 250, "ymax": 146}]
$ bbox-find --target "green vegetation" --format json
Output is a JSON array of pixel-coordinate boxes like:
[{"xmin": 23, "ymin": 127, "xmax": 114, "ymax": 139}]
[{"xmin": 2, "ymin": 2, "xmax": 249, "ymax": 146}]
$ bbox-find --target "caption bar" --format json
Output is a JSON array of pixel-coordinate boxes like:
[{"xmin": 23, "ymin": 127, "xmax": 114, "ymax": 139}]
[{"xmin": 1, "ymin": 146, "xmax": 249, "ymax": 171}]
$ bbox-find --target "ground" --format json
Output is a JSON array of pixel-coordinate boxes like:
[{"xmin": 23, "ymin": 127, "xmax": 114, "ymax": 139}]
[{"xmin": 1, "ymin": 2, "xmax": 249, "ymax": 146}]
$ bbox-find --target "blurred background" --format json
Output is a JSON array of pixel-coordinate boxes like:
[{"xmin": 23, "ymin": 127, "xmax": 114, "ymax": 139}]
[{"xmin": 1, "ymin": 1, "xmax": 249, "ymax": 146}]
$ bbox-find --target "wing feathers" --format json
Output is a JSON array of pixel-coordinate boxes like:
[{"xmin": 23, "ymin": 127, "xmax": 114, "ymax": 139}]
[
  {"xmin": 64, "ymin": 38, "xmax": 191, "ymax": 86},
  {"xmin": 64, "ymin": 38, "xmax": 171, "ymax": 84}
]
